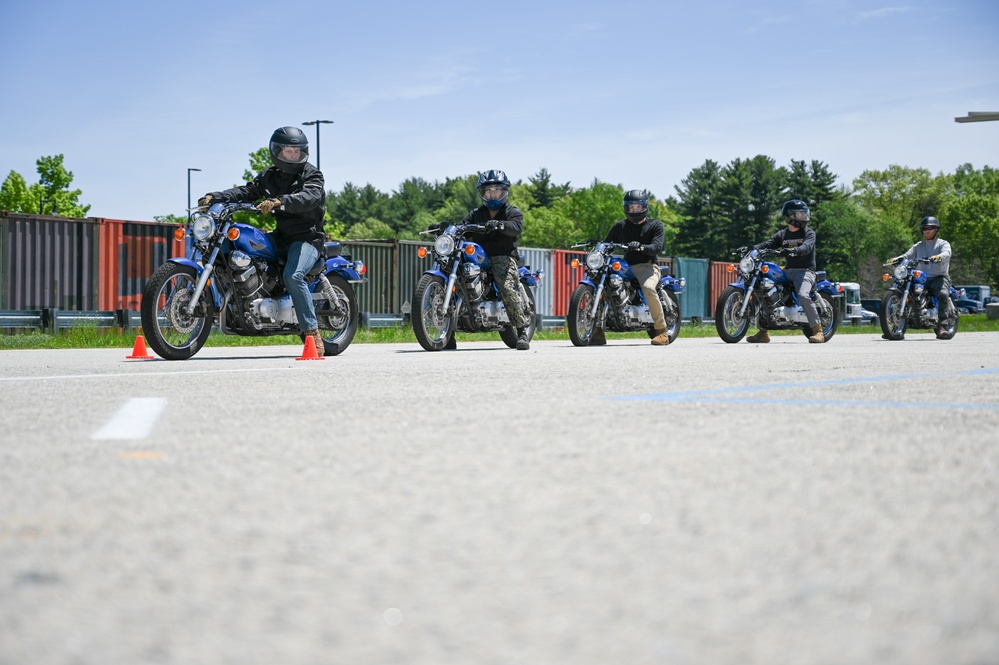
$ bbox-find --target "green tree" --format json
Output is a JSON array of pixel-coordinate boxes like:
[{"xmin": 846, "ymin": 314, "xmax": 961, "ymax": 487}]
[
  {"xmin": 674, "ymin": 160, "xmax": 726, "ymax": 258},
  {"xmin": 527, "ymin": 168, "xmax": 572, "ymax": 208},
  {"xmin": 0, "ymin": 170, "xmax": 31, "ymax": 212},
  {"xmin": 852, "ymin": 165, "xmax": 945, "ymax": 234},
  {"xmin": 718, "ymin": 156, "xmax": 788, "ymax": 254},
  {"xmin": 0, "ymin": 155, "xmax": 90, "ymax": 217},
  {"xmin": 242, "ymin": 147, "xmax": 271, "ymax": 182},
  {"xmin": 786, "ymin": 159, "xmax": 840, "ymax": 210},
  {"xmin": 940, "ymin": 164, "xmax": 999, "ymax": 286},
  {"xmin": 345, "ymin": 217, "xmax": 395, "ymax": 240}
]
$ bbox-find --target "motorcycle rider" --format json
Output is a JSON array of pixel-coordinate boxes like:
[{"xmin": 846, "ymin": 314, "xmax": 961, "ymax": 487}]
[
  {"xmin": 454, "ymin": 169, "xmax": 532, "ymax": 350},
  {"xmin": 887, "ymin": 216, "xmax": 954, "ymax": 339},
  {"xmin": 597, "ymin": 189, "xmax": 669, "ymax": 346},
  {"xmin": 198, "ymin": 127, "xmax": 327, "ymax": 355},
  {"xmin": 746, "ymin": 199, "xmax": 825, "ymax": 344}
]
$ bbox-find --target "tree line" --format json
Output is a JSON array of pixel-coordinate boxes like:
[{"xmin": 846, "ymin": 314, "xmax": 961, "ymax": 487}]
[{"xmin": 3, "ymin": 153, "xmax": 997, "ymax": 294}]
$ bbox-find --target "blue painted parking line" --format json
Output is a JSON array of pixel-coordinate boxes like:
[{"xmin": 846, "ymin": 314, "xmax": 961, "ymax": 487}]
[{"xmin": 608, "ymin": 367, "xmax": 999, "ymax": 410}]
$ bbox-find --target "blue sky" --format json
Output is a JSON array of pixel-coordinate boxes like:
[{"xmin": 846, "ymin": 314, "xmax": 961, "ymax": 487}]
[{"xmin": 2, "ymin": 0, "xmax": 997, "ymax": 222}]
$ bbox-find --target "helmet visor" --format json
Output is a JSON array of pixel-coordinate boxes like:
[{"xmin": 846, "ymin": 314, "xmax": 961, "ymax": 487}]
[
  {"xmin": 270, "ymin": 142, "xmax": 309, "ymax": 164},
  {"xmin": 785, "ymin": 210, "xmax": 809, "ymax": 223},
  {"xmin": 625, "ymin": 203, "xmax": 647, "ymax": 214},
  {"xmin": 479, "ymin": 184, "xmax": 509, "ymax": 201}
]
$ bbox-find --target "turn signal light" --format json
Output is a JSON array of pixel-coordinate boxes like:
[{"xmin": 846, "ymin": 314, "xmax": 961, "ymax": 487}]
[
  {"xmin": 174, "ymin": 227, "xmax": 186, "ymax": 241},
  {"xmin": 727, "ymin": 264, "xmax": 734, "ymax": 272},
  {"xmin": 913, "ymin": 270, "xmax": 923, "ymax": 279},
  {"xmin": 227, "ymin": 227, "xmax": 240, "ymax": 241},
  {"xmin": 611, "ymin": 261, "xmax": 621, "ymax": 271},
  {"xmin": 417, "ymin": 247, "xmax": 428, "ymax": 258},
  {"xmin": 465, "ymin": 245, "xmax": 475, "ymax": 256},
  {"xmin": 571, "ymin": 259, "xmax": 580, "ymax": 268},
  {"xmin": 883, "ymin": 274, "xmax": 890, "ymax": 281},
  {"xmin": 761, "ymin": 265, "xmax": 769, "ymax": 273}
]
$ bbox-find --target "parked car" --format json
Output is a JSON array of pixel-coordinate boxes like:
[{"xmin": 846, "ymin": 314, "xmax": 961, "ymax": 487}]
[{"xmin": 953, "ymin": 285, "xmax": 991, "ymax": 313}]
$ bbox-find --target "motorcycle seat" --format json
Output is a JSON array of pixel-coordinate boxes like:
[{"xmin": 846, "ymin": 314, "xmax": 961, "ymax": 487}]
[
  {"xmin": 815, "ymin": 270, "xmax": 827, "ymax": 282},
  {"xmin": 325, "ymin": 241, "xmax": 342, "ymax": 258}
]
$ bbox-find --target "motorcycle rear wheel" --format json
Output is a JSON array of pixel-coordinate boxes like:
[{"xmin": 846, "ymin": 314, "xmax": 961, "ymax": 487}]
[
  {"xmin": 816, "ymin": 292, "xmax": 840, "ymax": 342},
  {"xmin": 314, "ymin": 273, "xmax": 358, "ymax": 356},
  {"xmin": 880, "ymin": 290, "xmax": 907, "ymax": 340},
  {"xmin": 140, "ymin": 262, "xmax": 214, "ymax": 360},
  {"xmin": 413, "ymin": 274, "xmax": 455, "ymax": 351},
  {"xmin": 567, "ymin": 284, "xmax": 599, "ymax": 347},
  {"xmin": 651, "ymin": 288, "xmax": 682, "ymax": 344},
  {"xmin": 715, "ymin": 285, "xmax": 751, "ymax": 343}
]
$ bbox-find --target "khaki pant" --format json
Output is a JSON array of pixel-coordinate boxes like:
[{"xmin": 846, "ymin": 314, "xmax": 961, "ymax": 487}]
[{"xmin": 631, "ymin": 262, "xmax": 666, "ymax": 333}]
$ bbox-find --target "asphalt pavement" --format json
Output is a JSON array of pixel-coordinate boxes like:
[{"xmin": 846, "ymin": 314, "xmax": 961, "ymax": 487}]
[{"xmin": 1, "ymin": 332, "xmax": 998, "ymax": 664}]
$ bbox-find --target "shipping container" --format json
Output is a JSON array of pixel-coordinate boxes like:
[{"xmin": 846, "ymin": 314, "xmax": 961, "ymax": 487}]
[
  {"xmin": 673, "ymin": 257, "xmax": 710, "ymax": 319},
  {"xmin": 398, "ymin": 239, "xmax": 434, "ymax": 316},
  {"xmin": 340, "ymin": 240, "xmax": 397, "ymax": 314},
  {"xmin": 0, "ymin": 213, "xmax": 100, "ymax": 310},
  {"xmin": 550, "ymin": 249, "xmax": 588, "ymax": 316},
  {"xmin": 97, "ymin": 218, "xmax": 187, "ymax": 311},
  {"xmin": 709, "ymin": 261, "xmax": 739, "ymax": 317},
  {"xmin": 518, "ymin": 247, "xmax": 555, "ymax": 316}
]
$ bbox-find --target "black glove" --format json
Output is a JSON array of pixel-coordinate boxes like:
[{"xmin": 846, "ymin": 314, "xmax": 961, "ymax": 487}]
[
  {"xmin": 627, "ymin": 241, "xmax": 642, "ymax": 252},
  {"xmin": 485, "ymin": 220, "xmax": 504, "ymax": 231}
]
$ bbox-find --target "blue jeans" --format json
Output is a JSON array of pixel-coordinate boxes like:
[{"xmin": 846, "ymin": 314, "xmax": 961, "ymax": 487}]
[{"xmin": 283, "ymin": 241, "xmax": 320, "ymax": 332}]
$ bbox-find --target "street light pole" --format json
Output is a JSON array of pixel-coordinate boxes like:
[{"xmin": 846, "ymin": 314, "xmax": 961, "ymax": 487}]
[
  {"xmin": 302, "ymin": 119, "xmax": 334, "ymax": 171},
  {"xmin": 187, "ymin": 168, "xmax": 202, "ymax": 221}
]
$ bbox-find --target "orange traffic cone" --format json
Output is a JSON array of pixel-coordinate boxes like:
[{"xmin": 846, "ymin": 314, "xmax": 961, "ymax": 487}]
[
  {"xmin": 296, "ymin": 335, "xmax": 325, "ymax": 361},
  {"xmin": 127, "ymin": 335, "xmax": 154, "ymax": 359}
]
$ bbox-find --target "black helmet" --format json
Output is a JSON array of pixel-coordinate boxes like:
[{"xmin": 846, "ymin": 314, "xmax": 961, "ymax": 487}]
[
  {"xmin": 269, "ymin": 126, "xmax": 310, "ymax": 174},
  {"xmin": 476, "ymin": 169, "xmax": 510, "ymax": 211},
  {"xmin": 781, "ymin": 199, "xmax": 810, "ymax": 226},
  {"xmin": 623, "ymin": 189, "xmax": 650, "ymax": 223},
  {"xmin": 920, "ymin": 216, "xmax": 941, "ymax": 230}
]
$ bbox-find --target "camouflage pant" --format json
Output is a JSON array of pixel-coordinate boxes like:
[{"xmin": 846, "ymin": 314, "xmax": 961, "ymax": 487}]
[{"xmin": 490, "ymin": 255, "xmax": 529, "ymax": 329}]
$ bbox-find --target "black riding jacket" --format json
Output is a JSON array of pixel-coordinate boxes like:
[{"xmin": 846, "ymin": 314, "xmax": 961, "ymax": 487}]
[
  {"xmin": 604, "ymin": 218, "xmax": 665, "ymax": 265},
  {"xmin": 459, "ymin": 203, "xmax": 524, "ymax": 258},
  {"xmin": 754, "ymin": 226, "xmax": 816, "ymax": 270},
  {"xmin": 210, "ymin": 163, "xmax": 326, "ymax": 249}
]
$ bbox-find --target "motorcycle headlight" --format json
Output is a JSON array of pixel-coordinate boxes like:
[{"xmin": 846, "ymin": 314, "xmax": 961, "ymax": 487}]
[
  {"xmin": 434, "ymin": 235, "xmax": 455, "ymax": 257},
  {"xmin": 586, "ymin": 251, "xmax": 604, "ymax": 270},
  {"xmin": 739, "ymin": 256, "xmax": 755, "ymax": 274},
  {"xmin": 191, "ymin": 213, "xmax": 215, "ymax": 241},
  {"xmin": 893, "ymin": 264, "xmax": 907, "ymax": 281}
]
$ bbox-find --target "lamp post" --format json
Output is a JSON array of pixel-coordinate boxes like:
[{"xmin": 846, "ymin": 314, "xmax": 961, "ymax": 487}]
[
  {"xmin": 187, "ymin": 168, "xmax": 202, "ymax": 221},
  {"xmin": 302, "ymin": 119, "xmax": 334, "ymax": 171}
]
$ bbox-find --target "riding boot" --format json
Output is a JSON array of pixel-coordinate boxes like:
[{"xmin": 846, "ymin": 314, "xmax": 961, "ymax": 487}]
[
  {"xmin": 516, "ymin": 327, "xmax": 530, "ymax": 351},
  {"xmin": 590, "ymin": 327, "xmax": 607, "ymax": 346},
  {"xmin": 305, "ymin": 329, "xmax": 325, "ymax": 356},
  {"xmin": 651, "ymin": 329, "xmax": 670, "ymax": 346},
  {"xmin": 746, "ymin": 329, "xmax": 770, "ymax": 343},
  {"xmin": 808, "ymin": 325, "xmax": 825, "ymax": 344}
]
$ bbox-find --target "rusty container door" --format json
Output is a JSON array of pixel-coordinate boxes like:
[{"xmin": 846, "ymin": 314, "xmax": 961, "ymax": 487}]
[
  {"xmin": 98, "ymin": 218, "xmax": 186, "ymax": 311},
  {"xmin": 0, "ymin": 213, "xmax": 100, "ymax": 310},
  {"xmin": 550, "ymin": 249, "xmax": 588, "ymax": 316},
  {"xmin": 709, "ymin": 261, "xmax": 738, "ymax": 317}
]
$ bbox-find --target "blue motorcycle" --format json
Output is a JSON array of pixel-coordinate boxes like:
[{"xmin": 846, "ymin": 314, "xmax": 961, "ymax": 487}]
[
  {"xmin": 566, "ymin": 241, "xmax": 685, "ymax": 346},
  {"xmin": 413, "ymin": 222, "xmax": 543, "ymax": 351},
  {"xmin": 715, "ymin": 246, "xmax": 842, "ymax": 343},
  {"xmin": 879, "ymin": 256, "xmax": 959, "ymax": 340},
  {"xmin": 140, "ymin": 202, "xmax": 366, "ymax": 360}
]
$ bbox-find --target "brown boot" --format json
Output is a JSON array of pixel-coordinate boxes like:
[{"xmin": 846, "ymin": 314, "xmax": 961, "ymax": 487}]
[
  {"xmin": 746, "ymin": 329, "xmax": 770, "ymax": 343},
  {"xmin": 808, "ymin": 326, "xmax": 825, "ymax": 344},
  {"xmin": 651, "ymin": 329, "xmax": 670, "ymax": 346},
  {"xmin": 305, "ymin": 329, "xmax": 326, "ymax": 356}
]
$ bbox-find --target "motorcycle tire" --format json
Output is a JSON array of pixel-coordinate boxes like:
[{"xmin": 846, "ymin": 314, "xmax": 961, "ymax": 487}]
[
  {"xmin": 937, "ymin": 313, "xmax": 959, "ymax": 340},
  {"xmin": 140, "ymin": 262, "xmax": 214, "ymax": 360},
  {"xmin": 499, "ymin": 288, "xmax": 537, "ymax": 349},
  {"xmin": 649, "ymin": 288, "xmax": 682, "ymax": 344},
  {"xmin": 715, "ymin": 285, "xmax": 752, "ymax": 343},
  {"xmin": 413, "ymin": 274, "xmax": 456, "ymax": 351},
  {"xmin": 811, "ymin": 292, "xmax": 841, "ymax": 342},
  {"xmin": 315, "ymin": 273, "xmax": 358, "ymax": 356},
  {"xmin": 879, "ymin": 290, "xmax": 907, "ymax": 341},
  {"xmin": 567, "ymin": 284, "xmax": 599, "ymax": 347}
]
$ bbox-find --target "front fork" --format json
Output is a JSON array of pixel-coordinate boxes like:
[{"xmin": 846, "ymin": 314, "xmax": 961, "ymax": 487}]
[
  {"xmin": 439, "ymin": 261, "xmax": 461, "ymax": 315},
  {"xmin": 588, "ymin": 272, "xmax": 608, "ymax": 321},
  {"xmin": 185, "ymin": 245, "xmax": 220, "ymax": 316},
  {"xmin": 737, "ymin": 275, "xmax": 759, "ymax": 319}
]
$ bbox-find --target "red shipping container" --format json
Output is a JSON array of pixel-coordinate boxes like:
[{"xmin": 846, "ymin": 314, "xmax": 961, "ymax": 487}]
[
  {"xmin": 709, "ymin": 261, "xmax": 739, "ymax": 317},
  {"xmin": 550, "ymin": 249, "xmax": 588, "ymax": 316},
  {"xmin": 98, "ymin": 218, "xmax": 186, "ymax": 311}
]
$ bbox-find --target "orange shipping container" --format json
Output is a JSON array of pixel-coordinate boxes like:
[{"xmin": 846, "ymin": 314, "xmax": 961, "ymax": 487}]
[
  {"xmin": 709, "ymin": 260, "xmax": 739, "ymax": 317},
  {"xmin": 98, "ymin": 219, "xmax": 186, "ymax": 311},
  {"xmin": 550, "ymin": 249, "xmax": 588, "ymax": 316}
]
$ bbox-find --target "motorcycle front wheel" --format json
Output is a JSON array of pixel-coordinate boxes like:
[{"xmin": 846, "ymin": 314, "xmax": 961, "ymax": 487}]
[
  {"xmin": 937, "ymin": 312, "xmax": 959, "ymax": 340},
  {"xmin": 567, "ymin": 284, "xmax": 599, "ymax": 347},
  {"xmin": 414, "ymin": 274, "xmax": 456, "ymax": 351},
  {"xmin": 880, "ymin": 290, "xmax": 907, "ymax": 340},
  {"xmin": 715, "ymin": 285, "xmax": 752, "ymax": 343},
  {"xmin": 315, "ymin": 273, "xmax": 358, "ymax": 356},
  {"xmin": 140, "ymin": 262, "xmax": 214, "ymax": 360},
  {"xmin": 499, "ymin": 287, "xmax": 537, "ymax": 348}
]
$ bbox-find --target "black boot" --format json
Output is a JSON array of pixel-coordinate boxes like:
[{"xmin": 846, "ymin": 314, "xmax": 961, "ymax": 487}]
[{"xmin": 516, "ymin": 327, "xmax": 530, "ymax": 350}]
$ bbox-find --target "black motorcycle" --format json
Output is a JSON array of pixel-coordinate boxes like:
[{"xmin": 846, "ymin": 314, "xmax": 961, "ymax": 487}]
[
  {"xmin": 879, "ymin": 257, "xmax": 959, "ymax": 340},
  {"xmin": 566, "ymin": 241, "xmax": 684, "ymax": 346}
]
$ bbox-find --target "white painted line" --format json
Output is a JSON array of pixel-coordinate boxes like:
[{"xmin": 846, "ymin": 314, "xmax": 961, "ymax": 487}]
[
  {"xmin": 91, "ymin": 398, "xmax": 168, "ymax": 441},
  {"xmin": 1, "ymin": 367, "xmax": 296, "ymax": 383}
]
